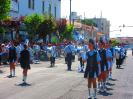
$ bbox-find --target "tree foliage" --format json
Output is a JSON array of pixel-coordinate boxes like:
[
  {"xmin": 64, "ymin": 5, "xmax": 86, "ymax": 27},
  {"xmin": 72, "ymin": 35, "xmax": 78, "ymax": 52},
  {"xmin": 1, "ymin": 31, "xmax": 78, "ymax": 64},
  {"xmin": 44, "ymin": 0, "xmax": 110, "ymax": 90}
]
[
  {"xmin": 24, "ymin": 14, "xmax": 44, "ymax": 40},
  {"xmin": 111, "ymin": 39, "xmax": 119, "ymax": 47},
  {"xmin": 81, "ymin": 19, "xmax": 97, "ymax": 27},
  {"xmin": 56, "ymin": 19, "xmax": 67, "ymax": 41},
  {"xmin": 0, "ymin": 0, "xmax": 11, "ymax": 20},
  {"xmin": 38, "ymin": 17, "xmax": 57, "ymax": 38},
  {"xmin": 63, "ymin": 24, "xmax": 74, "ymax": 40}
]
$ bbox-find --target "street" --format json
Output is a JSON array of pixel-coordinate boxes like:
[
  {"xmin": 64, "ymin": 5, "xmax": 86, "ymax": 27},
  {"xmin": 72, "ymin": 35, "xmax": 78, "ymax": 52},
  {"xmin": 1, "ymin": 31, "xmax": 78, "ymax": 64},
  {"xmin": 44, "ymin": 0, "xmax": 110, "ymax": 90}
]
[{"xmin": 0, "ymin": 50, "xmax": 133, "ymax": 99}]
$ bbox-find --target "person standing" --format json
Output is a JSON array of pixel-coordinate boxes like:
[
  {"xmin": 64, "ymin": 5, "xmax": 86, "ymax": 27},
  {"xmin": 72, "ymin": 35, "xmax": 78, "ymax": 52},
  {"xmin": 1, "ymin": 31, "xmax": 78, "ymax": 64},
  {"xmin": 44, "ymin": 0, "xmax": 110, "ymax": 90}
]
[
  {"xmin": 50, "ymin": 44, "xmax": 56, "ymax": 67},
  {"xmin": 8, "ymin": 41, "xmax": 17, "ymax": 78},
  {"xmin": 84, "ymin": 39, "xmax": 101, "ymax": 99},
  {"xmin": 0, "ymin": 44, "xmax": 2, "ymax": 66},
  {"xmin": 98, "ymin": 38, "xmax": 108, "ymax": 92},
  {"xmin": 132, "ymin": 48, "xmax": 133, "ymax": 56},
  {"xmin": 20, "ymin": 44, "xmax": 30, "ymax": 84},
  {"xmin": 64, "ymin": 42, "xmax": 74, "ymax": 71}
]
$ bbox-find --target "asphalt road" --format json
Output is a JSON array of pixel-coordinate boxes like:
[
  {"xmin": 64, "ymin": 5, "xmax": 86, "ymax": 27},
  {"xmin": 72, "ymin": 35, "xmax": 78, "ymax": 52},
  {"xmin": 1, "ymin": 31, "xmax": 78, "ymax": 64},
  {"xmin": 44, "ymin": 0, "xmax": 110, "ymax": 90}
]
[{"xmin": 0, "ymin": 50, "xmax": 133, "ymax": 99}]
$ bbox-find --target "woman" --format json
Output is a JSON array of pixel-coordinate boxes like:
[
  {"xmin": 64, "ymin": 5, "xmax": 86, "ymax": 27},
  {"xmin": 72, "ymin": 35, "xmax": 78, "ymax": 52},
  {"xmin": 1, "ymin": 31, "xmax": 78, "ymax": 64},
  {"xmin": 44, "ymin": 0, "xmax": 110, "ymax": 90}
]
[
  {"xmin": 98, "ymin": 39, "xmax": 108, "ymax": 92},
  {"xmin": 20, "ymin": 44, "xmax": 30, "ymax": 84},
  {"xmin": 8, "ymin": 42, "xmax": 17, "ymax": 78},
  {"xmin": 84, "ymin": 39, "xmax": 101, "ymax": 99}
]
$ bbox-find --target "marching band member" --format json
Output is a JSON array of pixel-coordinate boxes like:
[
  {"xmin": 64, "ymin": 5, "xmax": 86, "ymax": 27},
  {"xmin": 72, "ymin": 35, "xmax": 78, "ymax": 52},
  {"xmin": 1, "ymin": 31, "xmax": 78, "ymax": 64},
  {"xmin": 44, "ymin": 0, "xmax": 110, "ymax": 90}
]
[
  {"xmin": 98, "ymin": 38, "xmax": 108, "ymax": 92},
  {"xmin": 78, "ymin": 41, "xmax": 88, "ymax": 72},
  {"xmin": 84, "ymin": 39, "xmax": 101, "ymax": 99},
  {"xmin": 105, "ymin": 39, "xmax": 113, "ymax": 85},
  {"xmin": 109, "ymin": 40, "xmax": 115, "ymax": 79},
  {"xmin": 20, "ymin": 44, "xmax": 30, "ymax": 84},
  {"xmin": 50, "ymin": 43, "xmax": 57, "ymax": 67},
  {"xmin": 64, "ymin": 41, "xmax": 75, "ymax": 71},
  {"xmin": 8, "ymin": 41, "xmax": 17, "ymax": 78}
]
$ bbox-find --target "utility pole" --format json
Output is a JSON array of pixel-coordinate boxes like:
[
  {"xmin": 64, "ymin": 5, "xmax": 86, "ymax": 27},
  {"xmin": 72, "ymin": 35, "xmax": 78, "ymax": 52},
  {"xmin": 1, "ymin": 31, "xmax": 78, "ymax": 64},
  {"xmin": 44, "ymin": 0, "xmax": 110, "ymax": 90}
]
[{"xmin": 70, "ymin": 0, "xmax": 72, "ymax": 25}]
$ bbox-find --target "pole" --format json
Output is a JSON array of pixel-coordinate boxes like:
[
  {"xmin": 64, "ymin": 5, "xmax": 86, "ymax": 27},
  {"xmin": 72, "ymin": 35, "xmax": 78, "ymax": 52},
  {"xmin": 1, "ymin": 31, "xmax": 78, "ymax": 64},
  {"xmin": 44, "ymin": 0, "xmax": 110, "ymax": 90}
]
[{"xmin": 70, "ymin": 0, "xmax": 72, "ymax": 25}]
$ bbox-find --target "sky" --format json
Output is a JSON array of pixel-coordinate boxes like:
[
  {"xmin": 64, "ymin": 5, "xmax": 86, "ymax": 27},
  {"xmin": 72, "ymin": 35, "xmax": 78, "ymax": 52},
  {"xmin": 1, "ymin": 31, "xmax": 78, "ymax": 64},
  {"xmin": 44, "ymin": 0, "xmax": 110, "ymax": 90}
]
[{"xmin": 61, "ymin": 0, "xmax": 133, "ymax": 38}]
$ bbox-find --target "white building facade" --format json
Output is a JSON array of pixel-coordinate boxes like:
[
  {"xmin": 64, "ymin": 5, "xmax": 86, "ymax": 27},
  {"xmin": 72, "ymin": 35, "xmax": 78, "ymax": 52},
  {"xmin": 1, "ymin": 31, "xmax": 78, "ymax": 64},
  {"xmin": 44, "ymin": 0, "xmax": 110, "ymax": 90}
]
[
  {"xmin": 10, "ymin": 0, "xmax": 61, "ymax": 20},
  {"xmin": 91, "ymin": 18, "xmax": 110, "ymax": 38}
]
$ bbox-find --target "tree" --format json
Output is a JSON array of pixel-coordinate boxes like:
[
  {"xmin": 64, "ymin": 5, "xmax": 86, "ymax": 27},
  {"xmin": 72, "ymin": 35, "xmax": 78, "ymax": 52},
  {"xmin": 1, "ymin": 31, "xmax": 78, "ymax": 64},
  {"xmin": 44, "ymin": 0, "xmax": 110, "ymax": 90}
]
[
  {"xmin": 38, "ymin": 16, "xmax": 57, "ymax": 41},
  {"xmin": 0, "ymin": 0, "xmax": 11, "ymax": 20},
  {"xmin": 81, "ymin": 19, "xmax": 97, "ymax": 27},
  {"xmin": 111, "ymin": 39, "xmax": 119, "ymax": 47},
  {"xmin": 24, "ymin": 14, "xmax": 44, "ymax": 40},
  {"xmin": 56, "ymin": 19, "xmax": 67, "ymax": 41},
  {"xmin": 63, "ymin": 24, "xmax": 74, "ymax": 40}
]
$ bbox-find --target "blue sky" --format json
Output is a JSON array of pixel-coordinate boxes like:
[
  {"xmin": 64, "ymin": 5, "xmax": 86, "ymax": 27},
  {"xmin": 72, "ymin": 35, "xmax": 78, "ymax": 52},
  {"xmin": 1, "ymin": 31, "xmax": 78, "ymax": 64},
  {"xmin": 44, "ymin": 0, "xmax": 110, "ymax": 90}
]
[{"xmin": 61, "ymin": 0, "xmax": 133, "ymax": 38}]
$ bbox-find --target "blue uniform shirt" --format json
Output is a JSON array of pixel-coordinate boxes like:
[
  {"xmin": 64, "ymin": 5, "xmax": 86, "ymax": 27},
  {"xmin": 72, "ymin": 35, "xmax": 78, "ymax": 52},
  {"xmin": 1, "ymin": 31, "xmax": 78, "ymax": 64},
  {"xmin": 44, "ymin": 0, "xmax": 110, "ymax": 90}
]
[
  {"xmin": 86, "ymin": 50, "xmax": 101, "ymax": 77},
  {"xmin": 64, "ymin": 44, "xmax": 75, "ymax": 54}
]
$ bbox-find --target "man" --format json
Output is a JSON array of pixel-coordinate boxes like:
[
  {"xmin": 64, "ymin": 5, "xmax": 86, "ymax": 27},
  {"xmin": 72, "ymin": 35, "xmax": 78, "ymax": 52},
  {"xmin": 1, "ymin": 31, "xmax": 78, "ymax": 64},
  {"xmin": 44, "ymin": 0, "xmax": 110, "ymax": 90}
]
[
  {"xmin": 50, "ymin": 43, "xmax": 57, "ymax": 67},
  {"xmin": 64, "ymin": 42, "xmax": 75, "ymax": 71},
  {"xmin": 8, "ymin": 41, "xmax": 17, "ymax": 78}
]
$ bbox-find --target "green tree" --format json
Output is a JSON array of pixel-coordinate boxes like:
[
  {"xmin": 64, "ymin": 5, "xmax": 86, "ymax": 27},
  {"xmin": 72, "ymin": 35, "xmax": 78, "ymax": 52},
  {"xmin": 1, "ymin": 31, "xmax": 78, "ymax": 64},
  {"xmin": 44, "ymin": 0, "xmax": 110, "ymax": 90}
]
[
  {"xmin": 0, "ymin": 27, "xmax": 6, "ymax": 35},
  {"xmin": 0, "ymin": 0, "xmax": 11, "ymax": 20},
  {"xmin": 56, "ymin": 19, "xmax": 67, "ymax": 42},
  {"xmin": 63, "ymin": 24, "xmax": 74, "ymax": 40},
  {"xmin": 24, "ymin": 14, "xmax": 44, "ymax": 40},
  {"xmin": 81, "ymin": 19, "xmax": 97, "ymax": 26},
  {"xmin": 111, "ymin": 39, "xmax": 119, "ymax": 47},
  {"xmin": 38, "ymin": 16, "xmax": 57, "ymax": 40}
]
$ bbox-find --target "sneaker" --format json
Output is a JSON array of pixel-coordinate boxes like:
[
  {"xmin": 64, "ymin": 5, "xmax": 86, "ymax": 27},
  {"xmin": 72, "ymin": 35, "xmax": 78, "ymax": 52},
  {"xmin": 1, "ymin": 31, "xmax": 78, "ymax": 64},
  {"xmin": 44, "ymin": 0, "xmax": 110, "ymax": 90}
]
[{"xmin": 88, "ymin": 96, "xmax": 92, "ymax": 99}]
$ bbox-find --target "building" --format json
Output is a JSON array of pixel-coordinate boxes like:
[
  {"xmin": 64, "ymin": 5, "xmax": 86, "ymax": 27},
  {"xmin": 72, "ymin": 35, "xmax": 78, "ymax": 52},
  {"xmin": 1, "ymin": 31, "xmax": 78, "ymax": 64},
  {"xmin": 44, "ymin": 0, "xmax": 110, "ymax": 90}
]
[
  {"xmin": 73, "ymin": 21, "xmax": 98, "ymax": 41},
  {"xmin": 91, "ymin": 18, "xmax": 110, "ymax": 38},
  {"xmin": 10, "ymin": 0, "xmax": 61, "ymax": 20}
]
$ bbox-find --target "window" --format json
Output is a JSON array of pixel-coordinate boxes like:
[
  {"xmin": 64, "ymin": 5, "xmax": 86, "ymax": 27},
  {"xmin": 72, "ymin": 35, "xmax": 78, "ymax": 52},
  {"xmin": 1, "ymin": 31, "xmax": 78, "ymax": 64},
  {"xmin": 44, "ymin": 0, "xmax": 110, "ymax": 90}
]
[
  {"xmin": 12, "ymin": 0, "xmax": 18, "ymax": 2},
  {"xmin": 32, "ymin": 0, "xmax": 34, "ymax": 9},
  {"xmin": 42, "ymin": 1, "xmax": 45, "ymax": 13},
  {"xmin": 54, "ymin": 6, "xmax": 57, "ymax": 19},
  {"xmin": 28, "ymin": 0, "xmax": 34, "ymax": 10},
  {"xmin": 48, "ymin": 4, "xmax": 51, "ymax": 15}
]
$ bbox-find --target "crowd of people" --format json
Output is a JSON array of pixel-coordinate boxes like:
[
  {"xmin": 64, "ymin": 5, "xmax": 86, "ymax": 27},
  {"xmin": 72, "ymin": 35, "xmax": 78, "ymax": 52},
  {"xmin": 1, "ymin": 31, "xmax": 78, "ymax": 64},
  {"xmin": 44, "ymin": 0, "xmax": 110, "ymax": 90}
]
[
  {"xmin": 63, "ymin": 37, "xmax": 127, "ymax": 99},
  {"xmin": 0, "ymin": 37, "xmax": 127, "ymax": 98}
]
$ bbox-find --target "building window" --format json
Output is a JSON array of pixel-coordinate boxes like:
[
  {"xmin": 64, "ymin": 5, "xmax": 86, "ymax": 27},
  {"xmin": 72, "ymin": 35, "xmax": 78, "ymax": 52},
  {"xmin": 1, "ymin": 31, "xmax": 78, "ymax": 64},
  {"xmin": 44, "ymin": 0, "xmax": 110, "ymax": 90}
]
[
  {"xmin": 28, "ymin": 0, "xmax": 34, "ymax": 10},
  {"xmin": 12, "ymin": 0, "xmax": 18, "ymax": 2},
  {"xmin": 54, "ymin": 6, "xmax": 57, "ymax": 19},
  {"xmin": 48, "ymin": 4, "xmax": 51, "ymax": 15},
  {"xmin": 42, "ymin": 1, "xmax": 45, "ymax": 13}
]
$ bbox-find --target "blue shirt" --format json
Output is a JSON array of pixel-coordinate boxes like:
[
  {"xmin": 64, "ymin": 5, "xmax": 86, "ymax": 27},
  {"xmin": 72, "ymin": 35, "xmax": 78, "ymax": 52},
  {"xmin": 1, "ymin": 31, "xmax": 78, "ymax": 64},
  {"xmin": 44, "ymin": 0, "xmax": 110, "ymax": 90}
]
[
  {"xmin": 51, "ymin": 46, "xmax": 56, "ymax": 57},
  {"xmin": 64, "ymin": 44, "xmax": 75, "ymax": 53},
  {"xmin": 86, "ymin": 50, "xmax": 101, "ymax": 62}
]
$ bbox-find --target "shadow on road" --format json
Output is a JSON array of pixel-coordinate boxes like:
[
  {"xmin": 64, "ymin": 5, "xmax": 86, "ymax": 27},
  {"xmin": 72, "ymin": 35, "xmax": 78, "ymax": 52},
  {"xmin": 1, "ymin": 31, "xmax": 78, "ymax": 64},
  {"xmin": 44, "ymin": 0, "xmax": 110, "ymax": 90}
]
[
  {"xmin": 0, "ymin": 70, "xmax": 3, "ymax": 73},
  {"xmin": 109, "ymin": 78, "xmax": 117, "ymax": 81},
  {"xmin": 98, "ymin": 91, "xmax": 113, "ymax": 96},
  {"xmin": 106, "ymin": 83, "xmax": 115, "ymax": 86},
  {"xmin": 15, "ymin": 83, "xmax": 32, "ymax": 87},
  {"xmin": 106, "ymin": 87, "xmax": 114, "ymax": 91}
]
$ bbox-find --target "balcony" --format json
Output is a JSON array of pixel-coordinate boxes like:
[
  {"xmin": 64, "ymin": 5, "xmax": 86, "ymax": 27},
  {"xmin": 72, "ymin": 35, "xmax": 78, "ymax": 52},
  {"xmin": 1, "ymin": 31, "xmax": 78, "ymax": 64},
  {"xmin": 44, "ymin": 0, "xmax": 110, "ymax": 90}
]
[{"xmin": 10, "ymin": 0, "xmax": 19, "ymax": 12}]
